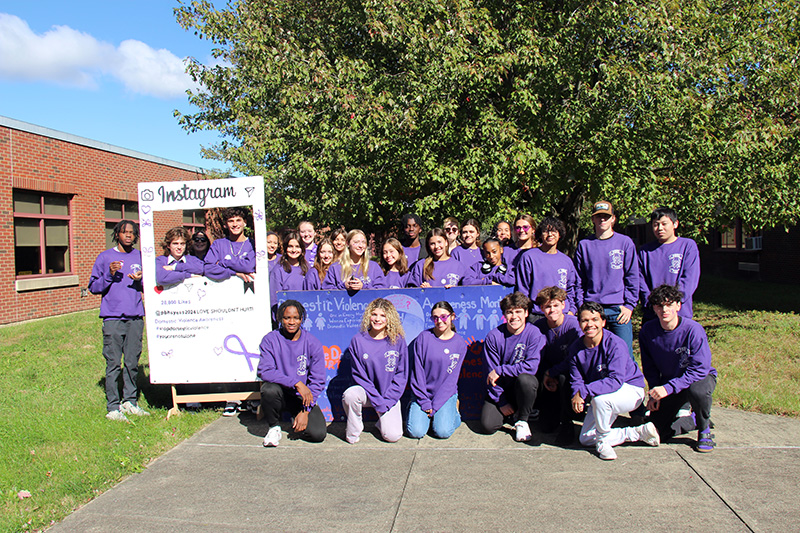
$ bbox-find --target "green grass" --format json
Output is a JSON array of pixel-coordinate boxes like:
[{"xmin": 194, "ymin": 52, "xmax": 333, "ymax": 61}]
[{"xmin": 0, "ymin": 311, "xmax": 219, "ymax": 533}]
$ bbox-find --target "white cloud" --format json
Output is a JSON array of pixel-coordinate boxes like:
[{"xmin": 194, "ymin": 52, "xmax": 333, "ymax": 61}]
[{"xmin": 0, "ymin": 13, "xmax": 197, "ymax": 99}]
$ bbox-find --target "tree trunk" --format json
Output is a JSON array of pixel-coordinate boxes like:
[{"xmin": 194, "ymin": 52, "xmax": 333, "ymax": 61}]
[{"xmin": 556, "ymin": 185, "xmax": 585, "ymax": 257}]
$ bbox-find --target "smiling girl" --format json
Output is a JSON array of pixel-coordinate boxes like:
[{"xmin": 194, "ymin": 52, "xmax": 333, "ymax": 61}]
[
  {"xmin": 449, "ymin": 218, "xmax": 483, "ymax": 268},
  {"xmin": 330, "ymin": 227, "xmax": 348, "ymax": 262},
  {"xmin": 505, "ymin": 213, "xmax": 537, "ymax": 266},
  {"xmin": 266, "ymin": 231, "xmax": 281, "ymax": 271},
  {"xmin": 342, "ymin": 298, "xmax": 408, "ymax": 443},
  {"xmin": 379, "ymin": 238, "xmax": 409, "ymax": 289},
  {"xmin": 156, "ymin": 227, "xmax": 204, "ymax": 285},
  {"xmin": 407, "ymin": 229, "xmax": 466, "ymax": 288},
  {"xmin": 303, "ymin": 238, "xmax": 336, "ymax": 290},
  {"xmin": 406, "ymin": 301, "xmax": 466, "ymax": 439},
  {"xmin": 443, "ymin": 216, "xmax": 460, "ymax": 254},
  {"xmin": 269, "ymin": 232, "xmax": 309, "ymax": 311},
  {"xmin": 323, "ymin": 229, "xmax": 383, "ymax": 290}
]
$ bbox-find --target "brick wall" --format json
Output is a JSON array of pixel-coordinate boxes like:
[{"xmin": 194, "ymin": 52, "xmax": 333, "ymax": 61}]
[{"xmin": 0, "ymin": 123, "xmax": 205, "ymax": 324}]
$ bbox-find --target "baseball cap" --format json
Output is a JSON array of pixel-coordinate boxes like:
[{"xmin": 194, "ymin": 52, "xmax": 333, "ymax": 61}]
[{"xmin": 591, "ymin": 201, "xmax": 614, "ymax": 216}]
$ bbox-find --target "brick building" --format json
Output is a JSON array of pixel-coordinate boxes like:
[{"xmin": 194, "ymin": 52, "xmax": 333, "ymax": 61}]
[{"xmin": 1, "ymin": 115, "xmax": 207, "ymax": 325}]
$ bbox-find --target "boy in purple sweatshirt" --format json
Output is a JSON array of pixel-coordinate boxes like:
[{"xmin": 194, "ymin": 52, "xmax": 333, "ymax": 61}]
[
  {"xmin": 155, "ymin": 227, "xmax": 204, "ymax": 286},
  {"xmin": 88, "ymin": 220, "xmax": 149, "ymax": 422},
  {"xmin": 569, "ymin": 302, "xmax": 660, "ymax": 460},
  {"xmin": 258, "ymin": 300, "xmax": 327, "ymax": 446},
  {"xmin": 638, "ymin": 207, "xmax": 700, "ymax": 322},
  {"xmin": 639, "ymin": 285, "xmax": 717, "ymax": 452},
  {"xmin": 481, "ymin": 292, "xmax": 545, "ymax": 443},
  {"xmin": 203, "ymin": 207, "xmax": 256, "ymax": 281},
  {"xmin": 574, "ymin": 200, "xmax": 639, "ymax": 357}
]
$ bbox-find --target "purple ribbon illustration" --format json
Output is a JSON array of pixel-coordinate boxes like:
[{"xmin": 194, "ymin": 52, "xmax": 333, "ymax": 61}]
[{"xmin": 223, "ymin": 334, "xmax": 260, "ymax": 372}]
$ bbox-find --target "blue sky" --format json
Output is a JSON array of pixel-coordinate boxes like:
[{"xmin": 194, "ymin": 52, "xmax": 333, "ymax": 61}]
[{"xmin": 0, "ymin": 1, "xmax": 230, "ymax": 171}]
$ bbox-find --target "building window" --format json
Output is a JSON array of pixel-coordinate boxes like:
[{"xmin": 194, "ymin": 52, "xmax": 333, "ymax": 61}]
[
  {"xmin": 719, "ymin": 225, "xmax": 738, "ymax": 249},
  {"xmin": 105, "ymin": 199, "xmax": 139, "ymax": 249},
  {"xmin": 13, "ymin": 190, "xmax": 72, "ymax": 277},
  {"xmin": 183, "ymin": 209, "xmax": 206, "ymax": 233}
]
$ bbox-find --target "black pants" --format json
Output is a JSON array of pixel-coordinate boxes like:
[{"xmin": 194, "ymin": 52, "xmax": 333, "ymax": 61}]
[
  {"xmin": 480, "ymin": 373, "xmax": 539, "ymax": 434},
  {"xmin": 536, "ymin": 372, "xmax": 572, "ymax": 428},
  {"xmin": 649, "ymin": 374, "xmax": 716, "ymax": 439},
  {"xmin": 259, "ymin": 381, "xmax": 327, "ymax": 442}
]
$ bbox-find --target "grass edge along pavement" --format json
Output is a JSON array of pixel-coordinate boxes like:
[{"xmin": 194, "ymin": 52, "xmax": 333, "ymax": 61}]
[
  {"xmin": 0, "ymin": 310, "xmax": 219, "ymax": 533},
  {"xmin": 2, "ymin": 274, "xmax": 800, "ymax": 531}
]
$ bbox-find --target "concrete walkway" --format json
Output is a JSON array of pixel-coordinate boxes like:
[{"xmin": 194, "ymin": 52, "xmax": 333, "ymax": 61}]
[{"xmin": 51, "ymin": 407, "xmax": 800, "ymax": 532}]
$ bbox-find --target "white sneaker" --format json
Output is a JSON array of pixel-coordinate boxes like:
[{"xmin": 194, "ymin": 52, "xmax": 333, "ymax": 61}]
[
  {"xmin": 637, "ymin": 422, "xmax": 660, "ymax": 447},
  {"xmin": 121, "ymin": 401, "xmax": 150, "ymax": 416},
  {"xmin": 596, "ymin": 440, "xmax": 617, "ymax": 460},
  {"xmin": 514, "ymin": 420, "xmax": 532, "ymax": 442},
  {"xmin": 106, "ymin": 410, "xmax": 130, "ymax": 422},
  {"xmin": 263, "ymin": 426, "xmax": 281, "ymax": 447},
  {"xmin": 676, "ymin": 408, "xmax": 692, "ymax": 418}
]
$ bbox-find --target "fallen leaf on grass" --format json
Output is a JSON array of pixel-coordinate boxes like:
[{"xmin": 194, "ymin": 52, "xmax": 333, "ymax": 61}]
[{"xmin": 17, "ymin": 490, "xmax": 32, "ymax": 499}]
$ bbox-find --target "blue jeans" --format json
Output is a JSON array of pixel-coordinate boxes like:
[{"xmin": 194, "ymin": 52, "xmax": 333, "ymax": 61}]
[
  {"xmin": 406, "ymin": 394, "xmax": 461, "ymax": 439},
  {"xmin": 602, "ymin": 305, "xmax": 633, "ymax": 360}
]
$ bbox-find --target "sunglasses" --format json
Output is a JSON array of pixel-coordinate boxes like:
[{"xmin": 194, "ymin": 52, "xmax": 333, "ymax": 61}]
[
  {"xmin": 514, "ymin": 225, "xmax": 531, "ymax": 232},
  {"xmin": 445, "ymin": 227, "xmax": 459, "ymax": 233},
  {"xmin": 432, "ymin": 314, "xmax": 452, "ymax": 323}
]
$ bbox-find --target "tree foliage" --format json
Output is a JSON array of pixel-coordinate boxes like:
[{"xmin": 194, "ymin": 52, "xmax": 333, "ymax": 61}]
[{"xmin": 175, "ymin": 0, "xmax": 800, "ymax": 248}]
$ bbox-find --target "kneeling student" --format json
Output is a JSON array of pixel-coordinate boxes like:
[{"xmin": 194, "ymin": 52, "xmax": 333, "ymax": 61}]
[
  {"xmin": 569, "ymin": 302, "xmax": 660, "ymax": 460},
  {"xmin": 481, "ymin": 292, "xmax": 544, "ymax": 442},
  {"xmin": 639, "ymin": 284, "xmax": 717, "ymax": 452},
  {"xmin": 258, "ymin": 300, "xmax": 327, "ymax": 446}
]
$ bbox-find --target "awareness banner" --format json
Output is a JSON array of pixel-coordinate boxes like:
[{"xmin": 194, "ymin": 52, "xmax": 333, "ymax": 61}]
[
  {"xmin": 137, "ymin": 176, "xmax": 271, "ymax": 384},
  {"xmin": 278, "ymin": 285, "xmax": 513, "ymax": 422}
]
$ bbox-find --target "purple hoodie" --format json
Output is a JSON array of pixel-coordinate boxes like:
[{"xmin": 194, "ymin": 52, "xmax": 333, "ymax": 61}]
[
  {"xmin": 533, "ymin": 314, "xmax": 583, "ymax": 376},
  {"xmin": 450, "ymin": 245, "xmax": 483, "ymax": 268},
  {"xmin": 407, "ymin": 258, "xmax": 466, "ymax": 287},
  {"xmin": 323, "ymin": 261, "xmax": 384, "ymax": 290},
  {"xmin": 483, "ymin": 324, "xmax": 544, "ymax": 404},
  {"xmin": 568, "ymin": 331, "xmax": 645, "ymax": 398},
  {"xmin": 639, "ymin": 317, "xmax": 716, "ymax": 395},
  {"xmin": 516, "ymin": 247, "xmax": 579, "ymax": 314},
  {"xmin": 155, "ymin": 254, "xmax": 204, "ymax": 285},
  {"xmin": 574, "ymin": 232, "xmax": 639, "ymax": 308},
  {"xmin": 348, "ymin": 331, "xmax": 408, "ymax": 413},
  {"xmin": 203, "ymin": 237, "xmax": 256, "ymax": 280},
  {"xmin": 409, "ymin": 330, "xmax": 467, "ymax": 413},
  {"xmin": 258, "ymin": 329, "xmax": 326, "ymax": 409},
  {"xmin": 637, "ymin": 237, "xmax": 700, "ymax": 318},
  {"xmin": 88, "ymin": 247, "xmax": 145, "ymax": 320}
]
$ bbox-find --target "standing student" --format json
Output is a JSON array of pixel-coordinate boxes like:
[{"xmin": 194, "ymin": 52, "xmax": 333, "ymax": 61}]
[
  {"xmin": 568, "ymin": 302, "xmax": 660, "ymax": 460},
  {"xmin": 342, "ymin": 298, "xmax": 408, "ymax": 443},
  {"xmin": 298, "ymin": 220, "xmax": 317, "ymax": 264},
  {"xmin": 270, "ymin": 232, "xmax": 309, "ymax": 297},
  {"xmin": 190, "ymin": 230, "xmax": 210, "ymax": 261},
  {"xmin": 638, "ymin": 207, "xmax": 700, "ymax": 322},
  {"xmin": 535, "ymin": 287, "xmax": 583, "ymax": 442},
  {"xmin": 380, "ymin": 237, "xmax": 410, "ymax": 289},
  {"xmin": 506, "ymin": 213, "xmax": 537, "ymax": 265},
  {"xmin": 330, "ymin": 227, "xmax": 348, "ymax": 262},
  {"xmin": 323, "ymin": 229, "xmax": 383, "ymax": 290},
  {"xmin": 266, "ymin": 230, "xmax": 281, "ymax": 271},
  {"xmin": 303, "ymin": 238, "xmax": 335, "ymax": 290},
  {"xmin": 88, "ymin": 220, "xmax": 149, "ymax": 421},
  {"xmin": 493, "ymin": 220, "xmax": 513, "ymax": 247},
  {"xmin": 449, "ymin": 218, "xmax": 483, "ymax": 268},
  {"xmin": 407, "ymin": 229, "xmax": 467, "ymax": 288},
  {"xmin": 639, "ymin": 285, "xmax": 717, "ymax": 452},
  {"xmin": 516, "ymin": 217, "xmax": 579, "ymax": 314},
  {"xmin": 258, "ymin": 300, "xmax": 327, "ymax": 446},
  {"xmin": 480, "ymin": 292, "xmax": 544, "ymax": 442},
  {"xmin": 443, "ymin": 217, "xmax": 461, "ymax": 254},
  {"xmin": 203, "ymin": 207, "xmax": 256, "ymax": 281},
  {"xmin": 399, "ymin": 213, "xmax": 428, "ymax": 265},
  {"xmin": 574, "ymin": 201, "xmax": 639, "ymax": 357},
  {"xmin": 407, "ymin": 301, "xmax": 466, "ymax": 439},
  {"xmin": 156, "ymin": 227, "xmax": 204, "ymax": 285},
  {"xmin": 462, "ymin": 238, "xmax": 515, "ymax": 287}
]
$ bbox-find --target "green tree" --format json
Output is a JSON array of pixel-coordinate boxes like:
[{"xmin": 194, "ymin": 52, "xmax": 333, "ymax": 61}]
[{"xmin": 176, "ymin": 0, "xmax": 800, "ymax": 249}]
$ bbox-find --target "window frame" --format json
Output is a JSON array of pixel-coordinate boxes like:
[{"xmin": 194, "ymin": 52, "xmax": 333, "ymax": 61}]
[
  {"xmin": 104, "ymin": 198, "xmax": 140, "ymax": 250},
  {"xmin": 13, "ymin": 189, "xmax": 74, "ymax": 279}
]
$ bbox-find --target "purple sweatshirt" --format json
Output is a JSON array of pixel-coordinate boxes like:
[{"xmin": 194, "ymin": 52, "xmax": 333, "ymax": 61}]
[
  {"xmin": 503, "ymin": 246, "xmax": 518, "ymax": 265},
  {"xmin": 203, "ymin": 237, "xmax": 256, "ymax": 280},
  {"xmin": 268, "ymin": 253, "xmax": 281, "ymax": 273},
  {"xmin": 637, "ymin": 237, "xmax": 700, "ymax": 319},
  {"xmin": 403, "ymin": 245, "xmax": 422, "ymax": 266},
  {"xmin": 639, "ymin": 317, "xmax": 716, "ymax": 396},
  {"xmin": 483, "ymin": 324, "xmax": 545, "ymax": 404},
  {"xmin": 574, "ymin": 232, "xmax": 639, "ymax": 308},
  {"xmin": 516, "ymin": 247, "xmax": 579, "ymax": 314},
  {"xmin": 155, "ymin": 254, "xmax": 204, "ymax": 285},
  {"xmin": 450, "ymin": 245, "xmax": 483, "ymax": 268},
  {"xmin": 348, "ymin": 331, "xmax": 408, "ymax": 413},
  {"xmin": 257, "ymin": 329, "xmax": 326, "ymax": 409},
  {"xmin": 407, "ymin": 258, "xmax": 466, "ymax": 287},
  {"xmin": 533, "ymin": 314, "xmax": 583, "ymax": 376},
  {"xmin": 270, "ymin": 264, "xmax": 306, "ymax": 292},
  {"xmin": 461, "ymin": 261, "xmax": 515, "ymax": 287},
  {"xmin": 88, "ymin": 247, "xmax": 145, "ymax": 320},
  {"xmin": 568, "ymin": 331, "xmax": 645, "ymax": 398},
  {"xmin": 302, "ymin": 267, "xmax": 330, "ymax": 291},
  {"xmin": 304, "ymin": 242, "xmax": 317, "ymax": 265},
  {"xmin": 382, "ymin": 270, "xmax": 410, "ymax": 289},
  {"xmin": 322, "ymin": 261, "xmax": 384, "ymax": 290},
  {"xmin": 409, "ymin": 330, "xmax": 467, "ymax": 413}
]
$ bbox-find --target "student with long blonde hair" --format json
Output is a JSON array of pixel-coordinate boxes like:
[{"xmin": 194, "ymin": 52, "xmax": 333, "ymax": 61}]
[
  {"xmin": 342, "ymin": 298, "xmax": 408, "ymax": 443},
  {"xmin": 323, "ymin": 229, "xmax": 383, "ymax": 290}
]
